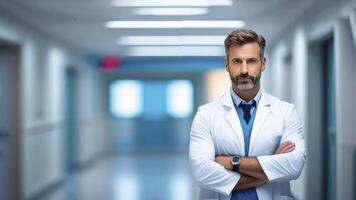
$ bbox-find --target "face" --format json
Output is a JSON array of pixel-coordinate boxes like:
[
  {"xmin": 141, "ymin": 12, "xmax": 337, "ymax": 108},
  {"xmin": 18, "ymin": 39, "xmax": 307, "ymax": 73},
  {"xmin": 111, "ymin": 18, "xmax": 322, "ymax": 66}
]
[{"xmin": 225, "ymin": 42, "xmax": 266, "ymax": 92}]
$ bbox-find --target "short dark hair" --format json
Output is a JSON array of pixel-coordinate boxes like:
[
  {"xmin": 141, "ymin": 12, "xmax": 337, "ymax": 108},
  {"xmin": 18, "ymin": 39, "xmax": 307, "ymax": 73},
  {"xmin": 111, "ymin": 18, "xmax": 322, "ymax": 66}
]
[{"xmin": 224, "ymin": 28, "xmax": 266, "ymax": 59}]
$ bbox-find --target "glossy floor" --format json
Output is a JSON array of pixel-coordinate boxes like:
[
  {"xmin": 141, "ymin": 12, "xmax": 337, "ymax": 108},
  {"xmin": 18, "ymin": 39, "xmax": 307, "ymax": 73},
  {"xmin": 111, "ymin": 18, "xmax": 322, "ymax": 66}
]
[{"xmin": 34, "ymin": 152, "xmax": 194, "ymax": 200}]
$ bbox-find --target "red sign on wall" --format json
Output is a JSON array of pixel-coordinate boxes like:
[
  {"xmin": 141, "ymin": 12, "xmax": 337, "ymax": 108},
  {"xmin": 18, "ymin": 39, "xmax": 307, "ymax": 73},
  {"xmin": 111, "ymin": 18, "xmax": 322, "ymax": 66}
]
[{"xmin": 100, "ymin": 56, "xmax": 120, "ymax": 70}]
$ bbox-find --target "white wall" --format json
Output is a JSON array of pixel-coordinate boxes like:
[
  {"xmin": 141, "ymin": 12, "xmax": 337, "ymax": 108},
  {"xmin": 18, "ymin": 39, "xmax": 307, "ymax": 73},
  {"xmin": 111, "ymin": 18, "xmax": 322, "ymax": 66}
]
[
  {"xmin": 267, "ymin": 42, "xmax": 290, "ymax": 100},
  {"xmin": 266, "ymin": 0, "xmax": 356, "ymax": 199},
  {"xmin": 0, "ymin": 6, "xmax": 110, "ymax": 198},
  {"xmin": 334, "ymin": 17, "xmax": 356, "ymax": 200},
  {"xmin": 76, "ymin": 69, "xmax": 110, "ymax": 164}
]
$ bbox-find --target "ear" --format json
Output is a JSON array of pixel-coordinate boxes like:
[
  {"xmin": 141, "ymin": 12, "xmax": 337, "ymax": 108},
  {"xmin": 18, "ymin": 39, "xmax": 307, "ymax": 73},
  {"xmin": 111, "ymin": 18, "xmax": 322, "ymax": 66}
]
[
  {"xmin": 261, "ymin": 57, "xmax": 267, "ymax": 71},
  {"xmin": 224, "ymin": 58, "xmax": 229, "ymax": 72}
]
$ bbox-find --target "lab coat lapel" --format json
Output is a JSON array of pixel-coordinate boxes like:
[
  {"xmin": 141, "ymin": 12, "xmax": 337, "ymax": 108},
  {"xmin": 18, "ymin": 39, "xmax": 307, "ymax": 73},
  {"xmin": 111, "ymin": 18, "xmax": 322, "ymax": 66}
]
[
  {"xmin": 222, "ymin": 90, "xmax": 245, "ymax": 155},
  {"xmin": 249, "ymin": 91, "xmax": 271, "ymax": 154}
]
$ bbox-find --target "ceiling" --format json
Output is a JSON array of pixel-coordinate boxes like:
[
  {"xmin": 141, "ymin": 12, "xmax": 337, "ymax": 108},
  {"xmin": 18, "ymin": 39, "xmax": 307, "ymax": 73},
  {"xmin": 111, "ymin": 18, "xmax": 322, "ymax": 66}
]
[{"xmin": 0, "ymin": 0, "xmax": 314, "ymax": 57}]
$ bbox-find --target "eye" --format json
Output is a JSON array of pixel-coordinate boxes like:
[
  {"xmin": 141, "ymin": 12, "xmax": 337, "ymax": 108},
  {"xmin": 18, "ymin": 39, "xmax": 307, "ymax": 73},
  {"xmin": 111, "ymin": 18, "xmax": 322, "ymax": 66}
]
[
  {"xmin": 232, "ymin": 59, "xmax": 242, "ymax": 64},
  {"xmin": 247, "ymin": 59, "xmax": 258, "ymax": 64}
]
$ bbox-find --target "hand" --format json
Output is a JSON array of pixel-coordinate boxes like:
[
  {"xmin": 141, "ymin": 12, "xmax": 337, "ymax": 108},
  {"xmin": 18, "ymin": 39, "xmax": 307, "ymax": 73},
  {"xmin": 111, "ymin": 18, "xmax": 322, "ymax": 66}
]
[
  {"xmin": 215, "ymin": 156, "xmax": 233, "ymax": 170},
  {"xmin": 275, "ymin": 141, "xmax": 295, "ymax": 154}
]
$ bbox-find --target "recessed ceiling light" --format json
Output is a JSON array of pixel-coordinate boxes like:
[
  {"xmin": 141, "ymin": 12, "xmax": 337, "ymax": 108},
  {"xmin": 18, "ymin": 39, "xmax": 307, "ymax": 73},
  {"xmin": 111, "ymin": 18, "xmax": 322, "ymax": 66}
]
[
  {"xmin": 127, "ymin": 46, "xmax": 225, "ymax": 56},
  {"xmin": 132, "ymin": 7, "xmax": 208, "ymax": 16},
  {"xmin": 111, "ymin": 0, "xmax": 233, "ymax": 7},
  {"xmin": 105, "ymin": 20, "xmax": 245, "ymax": 29},
  {"xmin": 118, "ymin": 36, "xmax": 226, "ymax": 45}
]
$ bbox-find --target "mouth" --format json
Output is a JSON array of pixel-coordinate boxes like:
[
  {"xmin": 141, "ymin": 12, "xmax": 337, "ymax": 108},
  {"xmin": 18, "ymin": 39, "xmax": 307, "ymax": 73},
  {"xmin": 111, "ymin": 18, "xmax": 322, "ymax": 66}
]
[{"xmin": 237, "ymin": 78, "xmax": 252, "ymax": 83}]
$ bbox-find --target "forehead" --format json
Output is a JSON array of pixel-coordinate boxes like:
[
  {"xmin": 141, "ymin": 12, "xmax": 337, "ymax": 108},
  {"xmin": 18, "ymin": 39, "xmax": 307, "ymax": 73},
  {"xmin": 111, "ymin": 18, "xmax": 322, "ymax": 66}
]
[{"xmin": 228, "ymin": 42, "xmax": 261, "ymax": 59}]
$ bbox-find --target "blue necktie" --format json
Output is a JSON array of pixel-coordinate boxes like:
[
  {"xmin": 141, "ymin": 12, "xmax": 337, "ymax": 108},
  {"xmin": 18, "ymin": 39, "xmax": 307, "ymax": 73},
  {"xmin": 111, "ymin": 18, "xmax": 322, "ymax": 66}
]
[
  {"xmin": 239, "ymin": 101, "xmax": 256, "ymax": 124},
  {"xmin": 231, "ymin": 101, "xmax": 258, "ymax": 200}
]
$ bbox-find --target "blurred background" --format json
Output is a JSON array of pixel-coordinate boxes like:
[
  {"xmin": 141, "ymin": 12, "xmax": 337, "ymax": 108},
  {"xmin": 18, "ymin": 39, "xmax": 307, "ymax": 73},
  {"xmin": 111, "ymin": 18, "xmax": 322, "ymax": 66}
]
[{"xmin": 0, "ymin": 0, "xmax": 355, "ymax": 199}]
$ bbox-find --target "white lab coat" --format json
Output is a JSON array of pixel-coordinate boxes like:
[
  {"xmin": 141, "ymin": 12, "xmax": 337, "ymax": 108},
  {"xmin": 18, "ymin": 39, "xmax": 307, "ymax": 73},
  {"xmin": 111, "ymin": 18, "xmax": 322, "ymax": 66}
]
[{"xmin": 189, "ymin": 89, "xmax": 306, "ymax": 200}]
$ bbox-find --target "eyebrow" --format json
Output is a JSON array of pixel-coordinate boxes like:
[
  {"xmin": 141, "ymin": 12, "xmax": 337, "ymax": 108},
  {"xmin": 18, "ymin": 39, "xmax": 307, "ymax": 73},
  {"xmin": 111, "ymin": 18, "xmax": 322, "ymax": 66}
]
[{"xmin": 231, "ymin": 57, "xmax": 259, "ymax": 61}]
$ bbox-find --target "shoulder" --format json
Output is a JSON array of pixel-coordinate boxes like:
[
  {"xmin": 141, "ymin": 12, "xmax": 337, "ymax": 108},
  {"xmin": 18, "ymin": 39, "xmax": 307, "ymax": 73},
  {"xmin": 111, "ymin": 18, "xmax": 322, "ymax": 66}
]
[
  {"xmin": 264, "ymin": 92, "xmax": 295, "ymax": 114},
  {"xmin": 197, "ymin": 97, "xmax": 223, "ymax": 115},
  {"xmin": 195, "ymin": 93, "xmax": 227, "ymax": 119}
]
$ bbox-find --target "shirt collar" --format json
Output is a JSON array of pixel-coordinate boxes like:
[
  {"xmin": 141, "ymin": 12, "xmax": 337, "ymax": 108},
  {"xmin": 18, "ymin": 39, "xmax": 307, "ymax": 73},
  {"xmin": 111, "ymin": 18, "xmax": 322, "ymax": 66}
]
[{"xmin": 230, "ymin": 86, "xmax": 262, "ymax": 107}]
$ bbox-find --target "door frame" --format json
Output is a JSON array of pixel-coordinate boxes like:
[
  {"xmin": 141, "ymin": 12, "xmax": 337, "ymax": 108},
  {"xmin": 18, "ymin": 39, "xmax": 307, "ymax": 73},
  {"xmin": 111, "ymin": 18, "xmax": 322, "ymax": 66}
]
[
  {"xmin": 307, "ymin": 33, "xmax": 335, "ymax": 200},
  {"xmin": 64, "ymin": 67, "xmax": 79, "ymax": 172},
  {"xmin": 0, "ymin": 39, "xmax": 22, "ymax": 199}
]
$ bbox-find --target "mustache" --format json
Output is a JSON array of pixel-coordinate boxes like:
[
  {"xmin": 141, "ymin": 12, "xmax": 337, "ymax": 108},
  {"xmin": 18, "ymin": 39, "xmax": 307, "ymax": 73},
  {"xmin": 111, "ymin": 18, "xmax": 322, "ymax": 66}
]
[{"xmin": 234, "ymin": 74, "xmax": 254, "ymax": 81}]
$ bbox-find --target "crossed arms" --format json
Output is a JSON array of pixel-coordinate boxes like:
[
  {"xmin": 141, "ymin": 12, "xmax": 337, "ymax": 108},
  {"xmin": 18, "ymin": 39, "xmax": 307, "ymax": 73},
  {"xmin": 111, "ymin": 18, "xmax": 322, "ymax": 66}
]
[
  {"xmin": 215, "ymin": 141, "xmax": 296, "ymax": 191},
  {"xmin": 189, "ymin": 105, "xmax": 306, "ymax": 196}
]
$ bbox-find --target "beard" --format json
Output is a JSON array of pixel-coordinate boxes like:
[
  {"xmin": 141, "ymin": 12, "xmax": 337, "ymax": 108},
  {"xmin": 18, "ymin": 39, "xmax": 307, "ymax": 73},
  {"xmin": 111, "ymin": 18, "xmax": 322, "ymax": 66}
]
[{"xmin": 230, "ymin": 71, "xmax": 261, "ymax": 91}]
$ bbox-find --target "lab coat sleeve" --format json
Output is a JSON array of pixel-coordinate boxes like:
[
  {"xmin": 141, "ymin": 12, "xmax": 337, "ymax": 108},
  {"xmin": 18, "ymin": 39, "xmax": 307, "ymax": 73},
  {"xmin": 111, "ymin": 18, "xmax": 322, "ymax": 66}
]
[
  {"xmin": 257, "ymin": 104, "xmax": 306, "ymax": 183},
  {"xmin": 189, "ymin": 107, "xmax": 240, "ymax": 196}
]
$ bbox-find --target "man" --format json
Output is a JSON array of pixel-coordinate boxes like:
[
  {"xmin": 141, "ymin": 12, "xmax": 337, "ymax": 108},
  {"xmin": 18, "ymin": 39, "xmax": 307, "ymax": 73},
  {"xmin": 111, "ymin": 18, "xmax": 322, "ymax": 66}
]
[{"xmin": 189, "ymin": 29, "xmax": 306, "ymax": 200}]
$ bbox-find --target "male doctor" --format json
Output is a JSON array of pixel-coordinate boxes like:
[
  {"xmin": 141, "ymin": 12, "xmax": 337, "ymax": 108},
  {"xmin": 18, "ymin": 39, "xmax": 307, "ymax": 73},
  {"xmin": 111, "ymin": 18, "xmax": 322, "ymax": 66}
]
[{"xmin": 189, "ymin": 29, "xmax": 306, "ymax": 200}]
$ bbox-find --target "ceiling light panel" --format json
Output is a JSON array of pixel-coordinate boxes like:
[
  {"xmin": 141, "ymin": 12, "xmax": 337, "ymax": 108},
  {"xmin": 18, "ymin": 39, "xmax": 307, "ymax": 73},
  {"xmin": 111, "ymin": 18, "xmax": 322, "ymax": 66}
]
[
  {"xmin": 127, "ymin": 46, "xmax": 225, "ymax": 56},
  {"xmin": 132, "ymin": 8, "xmax": 208, "ymax": 16},
  {"xmin": 105, "ymin": 20, "xmax": 245, "ymax": 29},
  {"xmin": 118, "ymin": 36, "xmax": 226, "ymax": 45},
  {"xmin": 111, "ymin": 0, "xmax": 233, "ymax": 7}
]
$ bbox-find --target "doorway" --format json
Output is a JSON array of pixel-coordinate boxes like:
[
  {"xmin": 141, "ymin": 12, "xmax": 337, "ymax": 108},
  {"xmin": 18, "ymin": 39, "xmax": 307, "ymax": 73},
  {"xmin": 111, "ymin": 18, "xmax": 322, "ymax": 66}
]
[
  {"xmin": 307, "ymin": 35, "xmax": 337, "ymax": 200},
  {"xmin": 64, "ymin": 68, "xmax": 78, "ymax": 172},
  {"xmin": 0, "ymin": 40, "xmax": 22, "ymax": 199},
  {"xmin": 321, "ymin": 37, "xmax": 337, "ymax": 200}
]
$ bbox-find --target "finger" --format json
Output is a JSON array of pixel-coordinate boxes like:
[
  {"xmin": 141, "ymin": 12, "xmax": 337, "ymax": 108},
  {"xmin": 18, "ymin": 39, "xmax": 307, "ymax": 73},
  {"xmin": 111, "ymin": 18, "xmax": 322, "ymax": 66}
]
[
  {"xmin": 279, "ymin": 143, "xmax": 295, "ymax": 153},
  {"xmin": 276, "ymin": 141, "xmax": 292, "ymax": 154},
  {"xmin": 280, "ymin": 141, "xmax": 292, "ymax": 146},
  {"xmin": 281, "ymin": 145, "xmax": 296, "ymax": 154},
  {"xmin": 278, "ymin": 143, "xmax": 295, "ymax": 154},
  {"xmin": 275, "ymin": 146, "xmax": 283, "ymax": 154},
  {"xmin": 286, "ymin": 146, "xmax": 296, "ymax": 153},
  {"xmin": 280, "ymin": 143, "xmax": 294, "ymax": 152},
  {"xmin": 275, "ymin": 144, "xmax": 287, "ymax": 154}
]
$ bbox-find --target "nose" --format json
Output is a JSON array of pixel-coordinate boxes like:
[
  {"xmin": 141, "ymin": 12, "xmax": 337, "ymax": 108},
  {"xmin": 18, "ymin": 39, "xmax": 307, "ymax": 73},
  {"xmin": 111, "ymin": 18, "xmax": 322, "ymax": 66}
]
[{"xmin": 241, "ymin": 61, "xmax": 248, "ymax": 74}]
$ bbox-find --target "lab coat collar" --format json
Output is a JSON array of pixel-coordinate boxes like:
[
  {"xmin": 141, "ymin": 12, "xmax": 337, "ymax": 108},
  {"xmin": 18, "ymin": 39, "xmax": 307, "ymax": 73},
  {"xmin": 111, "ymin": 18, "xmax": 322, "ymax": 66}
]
[
  {"xmin": 222, "ymin": 87, "xmax": 271, "ymax": 155},
  {"xmin": 222, "ymin": 87, "xmax": 270, "ymax": 109}
]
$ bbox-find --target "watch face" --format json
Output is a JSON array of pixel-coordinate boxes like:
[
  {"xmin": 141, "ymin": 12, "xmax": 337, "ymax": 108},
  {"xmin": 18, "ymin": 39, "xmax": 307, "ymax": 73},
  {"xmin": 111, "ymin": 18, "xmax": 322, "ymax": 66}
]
[{"xmin": 233, "ymin": 156, "xmax": 240, "ymax": 164}]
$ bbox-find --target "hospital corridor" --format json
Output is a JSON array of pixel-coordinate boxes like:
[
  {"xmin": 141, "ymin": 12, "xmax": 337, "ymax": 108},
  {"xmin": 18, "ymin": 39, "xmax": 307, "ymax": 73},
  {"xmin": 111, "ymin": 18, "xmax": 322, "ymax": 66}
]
[{"xmin": 0, "ymin": 0, "xmax": 356, "ymax": 200}]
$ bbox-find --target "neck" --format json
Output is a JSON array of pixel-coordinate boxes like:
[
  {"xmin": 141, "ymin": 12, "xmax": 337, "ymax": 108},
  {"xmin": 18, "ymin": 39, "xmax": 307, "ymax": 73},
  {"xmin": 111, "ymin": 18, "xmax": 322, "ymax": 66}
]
[{"xmin": 232, "ymin": 82, "xmax": 260, "ymax": 101}]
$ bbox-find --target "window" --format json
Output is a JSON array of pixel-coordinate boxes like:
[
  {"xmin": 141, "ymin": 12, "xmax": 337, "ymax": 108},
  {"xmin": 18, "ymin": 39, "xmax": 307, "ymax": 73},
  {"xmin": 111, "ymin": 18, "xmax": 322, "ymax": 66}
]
[
  {"xmin": 110, "ymin": 80, "xmax": 143, "ymax": 118},
  {"xmin": 166, "ymin": 80, "xmax": 193, "ymax": 118}
]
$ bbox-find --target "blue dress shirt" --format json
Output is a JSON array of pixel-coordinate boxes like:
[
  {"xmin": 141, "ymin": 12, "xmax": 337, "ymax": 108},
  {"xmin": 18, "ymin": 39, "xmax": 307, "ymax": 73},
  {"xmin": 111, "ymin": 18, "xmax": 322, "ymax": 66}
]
[{"xmin": 230, "ymin": 87, "xmax": 261, "ymax": 200}]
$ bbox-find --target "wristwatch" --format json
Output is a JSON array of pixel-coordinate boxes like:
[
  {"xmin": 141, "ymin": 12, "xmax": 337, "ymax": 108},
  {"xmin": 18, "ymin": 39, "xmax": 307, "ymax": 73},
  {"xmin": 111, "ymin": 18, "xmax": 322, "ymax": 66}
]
[{"xmin": 231, "ymin": 156, "xmax": 241, "ymax": 171}]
